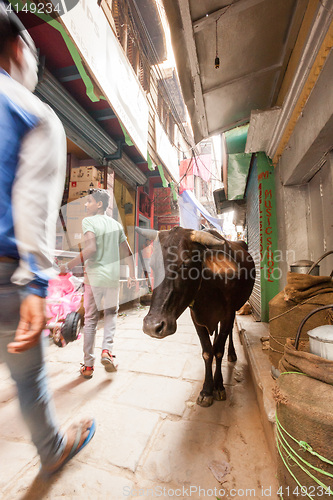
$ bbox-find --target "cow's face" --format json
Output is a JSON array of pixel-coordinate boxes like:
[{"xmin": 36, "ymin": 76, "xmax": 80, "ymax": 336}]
[{"xmin": 143, "ymin": 227, "xmax": 203, "ymax": 338}]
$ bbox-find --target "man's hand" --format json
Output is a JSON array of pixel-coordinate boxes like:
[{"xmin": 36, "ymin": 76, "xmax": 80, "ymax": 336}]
[
  {"xmin": 7, "ymin": 295, "xmax": 46, "ymax": 353},
  {"xmin": 127, "ymin": 276, "xmax": 136, "ymax": 289},
  {"xmin": 59, "ymin": 264, "xmax": 68, "ymax": 275}
]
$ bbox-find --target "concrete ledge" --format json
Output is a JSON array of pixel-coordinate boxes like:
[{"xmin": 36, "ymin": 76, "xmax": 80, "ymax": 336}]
[{"xmin": 236, "ymin": 315, "xmax": 277, "ymax": 465}]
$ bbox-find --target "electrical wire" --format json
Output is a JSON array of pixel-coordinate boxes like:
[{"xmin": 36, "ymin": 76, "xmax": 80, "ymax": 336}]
[{"xmin": 126, "ymin": 0, "xmax": 195, "ymax": 154}]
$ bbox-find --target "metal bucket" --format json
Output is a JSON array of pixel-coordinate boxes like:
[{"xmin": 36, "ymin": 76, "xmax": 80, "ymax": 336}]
[{"xmin": 290, "ymin": 259, "xmax": 319, "ymax": 275}]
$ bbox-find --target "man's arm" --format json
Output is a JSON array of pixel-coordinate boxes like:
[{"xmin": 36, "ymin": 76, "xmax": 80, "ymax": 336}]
[
  {"xmin": 60, "ymin": 231, "xmax": 96, "ymax": 273},
  {"xmin": 8, "ymin": 108, "xmax": 66, "ymax": 353},
  {"xmin": 120, "ymin": 240, "xmax": 136, "ymax": 288}
]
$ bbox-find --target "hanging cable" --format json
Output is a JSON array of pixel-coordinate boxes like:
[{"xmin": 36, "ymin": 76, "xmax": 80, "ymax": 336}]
[
  {"xmin": 213, "ymin": 3, "xmax": 234, "ymax": 69},
  {"xmin": 215, "ymin": 18, "xmax": 220, "ymax": 69}
]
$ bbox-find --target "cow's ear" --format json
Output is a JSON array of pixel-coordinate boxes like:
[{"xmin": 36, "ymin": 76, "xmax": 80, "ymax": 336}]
[{"xmin": 190, "ymin": 230, "xmax": 227, "ymax": 249}]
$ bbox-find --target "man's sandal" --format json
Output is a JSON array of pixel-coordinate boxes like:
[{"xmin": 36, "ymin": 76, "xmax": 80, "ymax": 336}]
[
  {"xmin": 101, "ymin": 350, "xmax": 118, "ymax": 372},
  {"xmin": 41, "ymin": 418, "xmax": 96, "ymax": 476},
  {"xmin": 80, "ymin": 364, "xmax": 94, "ymax": 379}
]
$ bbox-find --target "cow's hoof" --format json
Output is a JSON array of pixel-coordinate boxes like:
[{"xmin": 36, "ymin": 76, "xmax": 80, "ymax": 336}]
[
  {"xmin": 228, "ymin": 353, "xmax": 237, "ymax": 363},
  {"xmin": 196, "ymin": 394, "xmax": 214, "ymax": 407},
  {"xmin": 213, "ymin": 388, "xmax": 226, "ymax": 401}
]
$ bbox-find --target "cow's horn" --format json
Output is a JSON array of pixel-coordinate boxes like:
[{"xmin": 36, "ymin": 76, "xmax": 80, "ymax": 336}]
[
  {"xmin": 190, "ymin": 230, "xmax": 226, "ymax": 248},
  {"xmin": 135, "ymin": 227, "xmax": 158, "ymax": 240}
]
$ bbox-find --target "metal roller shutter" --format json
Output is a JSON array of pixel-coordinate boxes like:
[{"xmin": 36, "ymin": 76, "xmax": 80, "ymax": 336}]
[
  {"xmin": 246, "ymin": 159, "xmax": 261, "ymax": 320},
  {"xmin": 35, "ymin": 69, "xmax": 147, "ymax": 188}
]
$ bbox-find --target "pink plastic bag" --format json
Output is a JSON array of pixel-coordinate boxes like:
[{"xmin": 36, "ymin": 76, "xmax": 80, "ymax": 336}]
[{"xmin": 46, "ymin": 274, "xmax": 82, "ymax": 322}]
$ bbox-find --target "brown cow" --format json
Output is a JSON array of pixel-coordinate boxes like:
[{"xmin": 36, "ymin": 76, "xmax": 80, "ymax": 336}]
[{"xmin": 141, "ymin": 227, "xmax": 255, "ymax": 407}]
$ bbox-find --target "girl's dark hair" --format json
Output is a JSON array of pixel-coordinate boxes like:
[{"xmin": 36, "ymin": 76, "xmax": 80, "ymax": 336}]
[{"xmin": 89, "ymin": 188, "xmax": 110, "ymax": 211}]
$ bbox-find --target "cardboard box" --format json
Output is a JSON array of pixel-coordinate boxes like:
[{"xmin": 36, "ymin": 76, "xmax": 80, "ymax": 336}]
[
  {"xmin": 66, "ymin": 197, "xmax": 87, "ymax": 217},
  {"xmin": 55, "ymin": 234, "xmax": 65, "ymax": 251},
  {"xmin": 70, "ymin": 166, "xmax": 99, "ymax": 182},
  {"xmin": 66, "ymin": 215, "xmax": 84, "ymax": 229},
  {"xmin": 55, "ymin": 233, "xmax": 71, "ymax": 251},
  {"xmin": 68, "ymin": 180, "xmax": 102, "ymax": 200},
  {"xmin": 66, "ymin": 216, "xmax": 84, "ymax": 245}
]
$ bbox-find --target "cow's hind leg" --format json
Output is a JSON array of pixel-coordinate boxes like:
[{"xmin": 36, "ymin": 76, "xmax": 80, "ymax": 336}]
[
  {"xmin": 227, "ymin": 325, "xmax": 237, "ymax": 363},
  {"xmin": 192, "ymin": 316, "xmax": 214, "ymax": 407},
  {"xmin": 213, "ymin": 312, "xmax": 235, "ymax": 401}
]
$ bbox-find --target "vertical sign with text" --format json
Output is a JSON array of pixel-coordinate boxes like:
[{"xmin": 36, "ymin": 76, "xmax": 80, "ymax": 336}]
[{"xmin": 257, "ymin": 152, "xmax": 280, "ymax": 322}]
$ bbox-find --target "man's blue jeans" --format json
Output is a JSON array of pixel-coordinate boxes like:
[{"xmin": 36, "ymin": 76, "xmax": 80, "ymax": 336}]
[{"xmin": 0, "ymin": 262, "xmax": 65, "ymax": 467}]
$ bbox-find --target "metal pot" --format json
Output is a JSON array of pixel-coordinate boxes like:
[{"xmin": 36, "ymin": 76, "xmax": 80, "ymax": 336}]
[
  {"xmin": 307, "ymin": 325, "xmax": 333, "ymax": 361},
  {"xmin": 290, "ymin": 259, "xmax": 320, "ymax": 276}
]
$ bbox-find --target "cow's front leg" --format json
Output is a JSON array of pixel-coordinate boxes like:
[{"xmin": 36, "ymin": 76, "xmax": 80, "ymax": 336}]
[
  {"xmin": 213, "ymin": 313, "xmax": 235, "ymax": 401},
  {"xmin": 213, "ymin": 330, "xmax": 228, "ymax": 401},
  {"xmin": 193, "ymin": 318, "xmax": 214, "ymax": 407}
]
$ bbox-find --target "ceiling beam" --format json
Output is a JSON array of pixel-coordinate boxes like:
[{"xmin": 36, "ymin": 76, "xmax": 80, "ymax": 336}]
[
  {"xmin": 91, "ymin": 108, "xmax": 117, "ymax": 121},
  {"xmin": 178, "ymin": 0, "xmax": 209, "ymax": 138},
  {"xmin": 54, "ymin": 65, "xmax": 81, "ymax": 83},
  {"xmin": 144, "ymin": 170, "xmax": 161, "ymax": 178},
  {"xmin": 209, "ymin": 116, "xmax": 250, "ymax": 137},
  {"xmin": 193, "ymin": 0, "xmax": 267, "ymax": 33},
  {"xmin": 203, "ymin": 63, "xmax": 282, "ymax": 96}
]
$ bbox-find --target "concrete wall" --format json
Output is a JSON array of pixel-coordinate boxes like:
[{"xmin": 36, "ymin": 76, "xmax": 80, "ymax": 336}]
[
  {"xmin": 307, "ymin": 155, "xmax": 333, "ymax": 276},
  {"xmin": 275, "ymin": 171, "xmax": 309, "ymax": 288},
  {"xmin": 275, "ymin": 49, "xmax": 333, "ymax": 287}
]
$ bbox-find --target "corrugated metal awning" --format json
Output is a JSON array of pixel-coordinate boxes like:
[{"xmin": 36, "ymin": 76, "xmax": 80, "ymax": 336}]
[{"xmin": 36, "ymin": 70, "xmax": 147, "ymax": 188}]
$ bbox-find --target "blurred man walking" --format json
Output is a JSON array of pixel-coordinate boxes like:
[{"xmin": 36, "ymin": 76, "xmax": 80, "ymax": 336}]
[{"xmin": 0, "ymin": 2, "xmax": 95, "ymax": 475}]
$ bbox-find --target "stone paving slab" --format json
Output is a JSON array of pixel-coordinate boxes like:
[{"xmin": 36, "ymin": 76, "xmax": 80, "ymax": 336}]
[
  {"xmin": 114, "ymin": 338, "xmax": 160, "ymax": 354},
  {"xmin": 154, "ymin": 340, "xmax": 200, "ymax": 357},
  {"xmin": 115, "ymin": 374, "xmax": 194, "ymax": 416},
  {"xmin": 161, "ymin": 331, "xmax": 198, "ymax": 345},
  {"xmin": 50, "ymin": 367, "xmax": 135, "ymax": 408},
  {"xmin": 0, "ymin": 400, "xmax": 30, "ymax": 442},
  {"xmin": 117, "ymin": 319, "xmax": 149, "ymax": 338},
  {"xmin": 73, "ymin": 402, "xmax": 160, "ymax": 473},
  {"xmin": 139, "ymin": 418, "xmax": 229, "ymax": 486},
  {"xmin": 129, "ymin": 352, "xmax": 187, "ymax": 378},
  {"xmin": 181, "ymin": 356, "xmax": 205, "ymax": 382},
  {"xmin": 0, "ymin": 380, "xmax": 16, "ymax": 404},
  {"xmin": 46, "ymin": 338, "xmax": 84, "ymax": 364},
  {"xmin": 116, "ymin": 328, "xmax": 149, "ymax": 339},
  {"xmin": 3, "ymin": 463, "xmax": 135, "ymax": 500},
  {"xmin": 0, "ymin": 441, "xmax": 35, "ymax": 492}
]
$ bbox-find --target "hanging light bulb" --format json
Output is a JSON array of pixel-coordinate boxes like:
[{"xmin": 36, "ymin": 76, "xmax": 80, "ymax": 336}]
[{"xmin": 215, "ymin": 18, "xmax": 220, "ymax": 69}]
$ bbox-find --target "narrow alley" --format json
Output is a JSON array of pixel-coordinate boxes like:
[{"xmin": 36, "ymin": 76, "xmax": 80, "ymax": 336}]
[{"xmin": 0, "ymin": 307, "xmax": 278, "ymax": 499}]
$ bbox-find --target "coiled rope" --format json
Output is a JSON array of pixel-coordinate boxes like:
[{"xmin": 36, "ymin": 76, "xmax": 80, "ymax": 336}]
[{"xmin": 276, "ymin": 412, "xmax": 333, "ymax": 499}]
